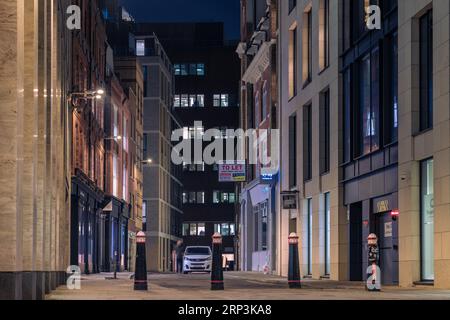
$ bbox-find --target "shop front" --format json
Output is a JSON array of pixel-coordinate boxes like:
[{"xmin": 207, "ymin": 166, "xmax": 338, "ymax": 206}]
[
  {"xmin": 70, "ymin": 171, "xmax": 104, "ymax": 274},
  {"xmin": 239, "ymin": 174, "xmax": 278, "ymax": 273},
  {"xmin": 102, "ymin": 196, "xmax": 129, "ymax": 272}
]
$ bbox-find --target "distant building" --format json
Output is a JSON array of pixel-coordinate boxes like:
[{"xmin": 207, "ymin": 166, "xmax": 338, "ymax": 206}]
[
  {"xmin": 102, "ymin": 47, "xmax": 133, "ymax": 272},
  {"xmin": 135, "ymin": 22, "xmax": 241, "ymax": 269},
  {"xmin": 114, "ymin": 56, "xmax": 145, "ymax": 272},
  {"xmin": 237, "ymin": 0, "xmax": 279, "ymax": 274},
  {"xmin": 134, "ymin": 34, "xmax": 184, "ymax": 272},
  {"xmin": 100, "ymin": 0, "xmax": 145, "ymax": 273}
]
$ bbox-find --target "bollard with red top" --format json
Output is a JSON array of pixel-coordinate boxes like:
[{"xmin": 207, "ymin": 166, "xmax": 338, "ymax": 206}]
[
  {"xmin": 134, "ymin": 231, "xmax": 148, "ymax": 291},
  {"xmin": 288, "ymin": 233, "xmax": 301, "ymax": 288},
  {"xmin": 211, "ymin": 232, "xmax": 224, "ymax": 290}
]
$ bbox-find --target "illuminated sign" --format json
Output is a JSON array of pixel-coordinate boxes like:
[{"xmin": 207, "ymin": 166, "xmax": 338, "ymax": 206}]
[{"xmin": 376, "ymin": 200, "xmax": 389, "ymax": 213}]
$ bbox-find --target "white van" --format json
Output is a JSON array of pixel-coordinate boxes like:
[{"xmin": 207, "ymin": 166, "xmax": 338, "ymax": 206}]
[{"xmin": 183, "ymin": 246, "xmax": 212, "ymax": 274}]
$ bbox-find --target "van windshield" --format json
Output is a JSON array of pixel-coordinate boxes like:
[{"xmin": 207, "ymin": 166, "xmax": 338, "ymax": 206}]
[{"xmin": 185, "ymin": 247, "xmax": 211, "ymax": 256}]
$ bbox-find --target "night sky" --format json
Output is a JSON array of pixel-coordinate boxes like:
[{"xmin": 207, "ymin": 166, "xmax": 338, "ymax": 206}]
[{"xmin": 118, "ymin": 0, "xmax": 241, "ymax": 40}]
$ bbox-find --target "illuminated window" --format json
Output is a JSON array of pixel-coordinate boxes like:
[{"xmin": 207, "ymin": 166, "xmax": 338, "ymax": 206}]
[
  {"xmin": 184, "ymin": 223, "xmax": 206, "ymax": 236},
  {"xmin": 214, "ymin": 94, "xmax": 230, "ymax": 107},
  {"xmin": 189, "ymin": 224, "xmax": 197, "ymax": 236},
  {"xmin": 175, "ymin": 63, "xmax": 205, "ymax": 76},
  {"xmin": 214, "ymin": 223, "xmax": 236, "ymax": 236},
  {"xmin": 180, "ymin": 64, "xmax": 188, "ymax": 76},
  {"xmin": 174, "ymin": 95, "xmax": 181, "ymax": 107},
  {"xmin": 136, "ymin": 40, "xmax": 145, "ymax": 56},
  {"xmin": 197, "ymin": 223, "xmax": 206, "ymax": 236},
  {"xmin": 180, "ymin": 94, "xmax": 189, "ymax": 107},
  {"xmin": 306, "ymin": 198, "xmax": 313, "ymax": 275},
  {"xmin": 319, "ymin": 0, "xmax": 329, "ymax": 71},
  {"xmin": 196, "ymin": 64, "xmax": 205, "ymax": 76},
  {"xmin": 213, "ymin": 191, "xmax": 236, "ymax": 204},
  {"xmin": 196, "ymin": 192, "xmax": 205, "ymax": 204},
  {"xmin": 421, "ymin": 158, "xmax": 434, "ymax": 281},
  {"xmin": 174, "ymin": 64, "xmax": 181, "ymax": 75},
  {"xmin": 182, "ymin": 223, "xmax": 189, "ymax": 236}
]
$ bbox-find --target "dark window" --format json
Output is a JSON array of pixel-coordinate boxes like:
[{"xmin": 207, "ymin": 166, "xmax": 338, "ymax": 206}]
[
  {"xmin": 353, "ymin": 0, "xmax": 369, "ymax": 42},
  {"xmin": 303, "ymin": 9, "xmax": 313, "ymax": 85},
  {"xmin": 289, "ymin": 27, "xmax": 297, "ymax": 99},
  {"xmin": 320, "ymin": 89, "xmax": 330, "ymax": 174},
  {"xmin": 343, "ymin": 69, "xmax": 352, "ymax": 163},
  {"xmin": 289, "ymin": 114, "xmax": 297, "ymax": 188},
  {"xmin": 289, "ymin": 0, "xmax": 297, "ymax": 13},
  {"xmin": 419, "ymin": 10, "xmax": 433, "ymax": 131},
  {"xmin": 324, "ymin": 193, "xmax": 331, "ymax": 275},
  {"xmin": 143, "ymin": 65, "xmax": 148, "ymax": 97},
  {"xmin": 303, "ymin": 104, "xmax": 312, "ymax": 181},
  {"xmin": 380, "ymin": 0, "xmax": 397, "ymax": 15},
  {"xmin": 143, "ymin": 133, "xmax": 148, "ymax": 159},
  {"xmin": 261, "ymin": 81, "xmax": 268, "ymax": 121},
  {"xmin": 384, "ymin": 33, "xmax": 399, "ymax": 144},
  {"xmin": 320, "ymin": 0, "xmax": 330, "ymax": 70},
  {"xmin": 356, "ymin": 49, "xmax": 380, "ymax": 157},
  {"xmin": 307, "ymin": 11, "xmax": 312, "ymax": 81},
  {"xmin": 344, "ymin": 0, "xmax": 376, "ymax": 48}
]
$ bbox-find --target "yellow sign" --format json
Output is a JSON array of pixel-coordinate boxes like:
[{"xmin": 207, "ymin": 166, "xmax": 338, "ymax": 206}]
[{"xmin": 377, "ymin": 200, "xmax": 389, "ymax": 213}]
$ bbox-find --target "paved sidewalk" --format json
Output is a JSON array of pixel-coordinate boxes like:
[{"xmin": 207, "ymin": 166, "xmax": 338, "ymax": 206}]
[{"xmin": 47, "ymin": 272, "xmax": 450, "ymax": 300}]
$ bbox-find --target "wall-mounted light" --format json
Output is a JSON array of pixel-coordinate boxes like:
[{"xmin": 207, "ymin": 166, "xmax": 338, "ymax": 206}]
[
  {"xmin": 68, "ymin": 88, "xmax": 105, "ymax": 109},
  {"xmin": 105, "ymin": 136, "xmax": 122, "ymax": 141}
]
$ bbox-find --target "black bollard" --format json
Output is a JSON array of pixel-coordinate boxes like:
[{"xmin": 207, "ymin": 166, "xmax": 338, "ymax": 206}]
[
  {"xmin": 211, "ymin": 232, "xmax": 224, "ymax": 290},
  {"xmin": 134, "ymin": 231, "xmax": 148, "ymax": 291},
  {"xmin": 288, "ymin": 233, "xmax": 301, "ymax": 288}
]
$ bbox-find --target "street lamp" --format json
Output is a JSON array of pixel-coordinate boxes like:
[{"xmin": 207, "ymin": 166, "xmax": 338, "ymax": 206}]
[
  {"xmin": 142, "ymin": 159, "xmax": 153, "ymax": 165},
  {"xmin": 68, "ymin": 88, "xmax": 105, "ymax": 108}
]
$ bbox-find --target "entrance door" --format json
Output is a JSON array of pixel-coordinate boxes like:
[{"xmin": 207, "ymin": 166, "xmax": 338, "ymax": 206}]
[
  {"xmin": 374, "ymin": 212, "xmax": 399, "ymax": 285},
  {"xmin": 349, "ymin": 203, "xmax": 363, "ymax": 281}
]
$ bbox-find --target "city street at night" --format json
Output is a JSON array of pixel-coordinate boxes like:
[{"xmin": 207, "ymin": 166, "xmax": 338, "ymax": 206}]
[{"xmin": 2, "ymin": 0, "xmax": 450, "ymax": 315}]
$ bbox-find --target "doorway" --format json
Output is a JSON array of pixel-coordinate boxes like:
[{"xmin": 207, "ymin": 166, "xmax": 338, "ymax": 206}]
[
  {"xmin": 349, "ymin": 202, "xmax": 363, "ymax": 281},
  {"xmin": 373, "ymin": 211, "xmax": 399, "ymax": 285}
]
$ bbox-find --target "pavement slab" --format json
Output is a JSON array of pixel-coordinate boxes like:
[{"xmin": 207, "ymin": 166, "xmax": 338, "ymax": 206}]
[{"xmin": 46, "ymin": 272, "xmax": 450, "ymax": 300}]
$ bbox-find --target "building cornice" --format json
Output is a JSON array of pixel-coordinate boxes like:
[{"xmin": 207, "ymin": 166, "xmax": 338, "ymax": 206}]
[{"xmin": 241, "ymin": 40, "xmax": 275, "ymax": 85}]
